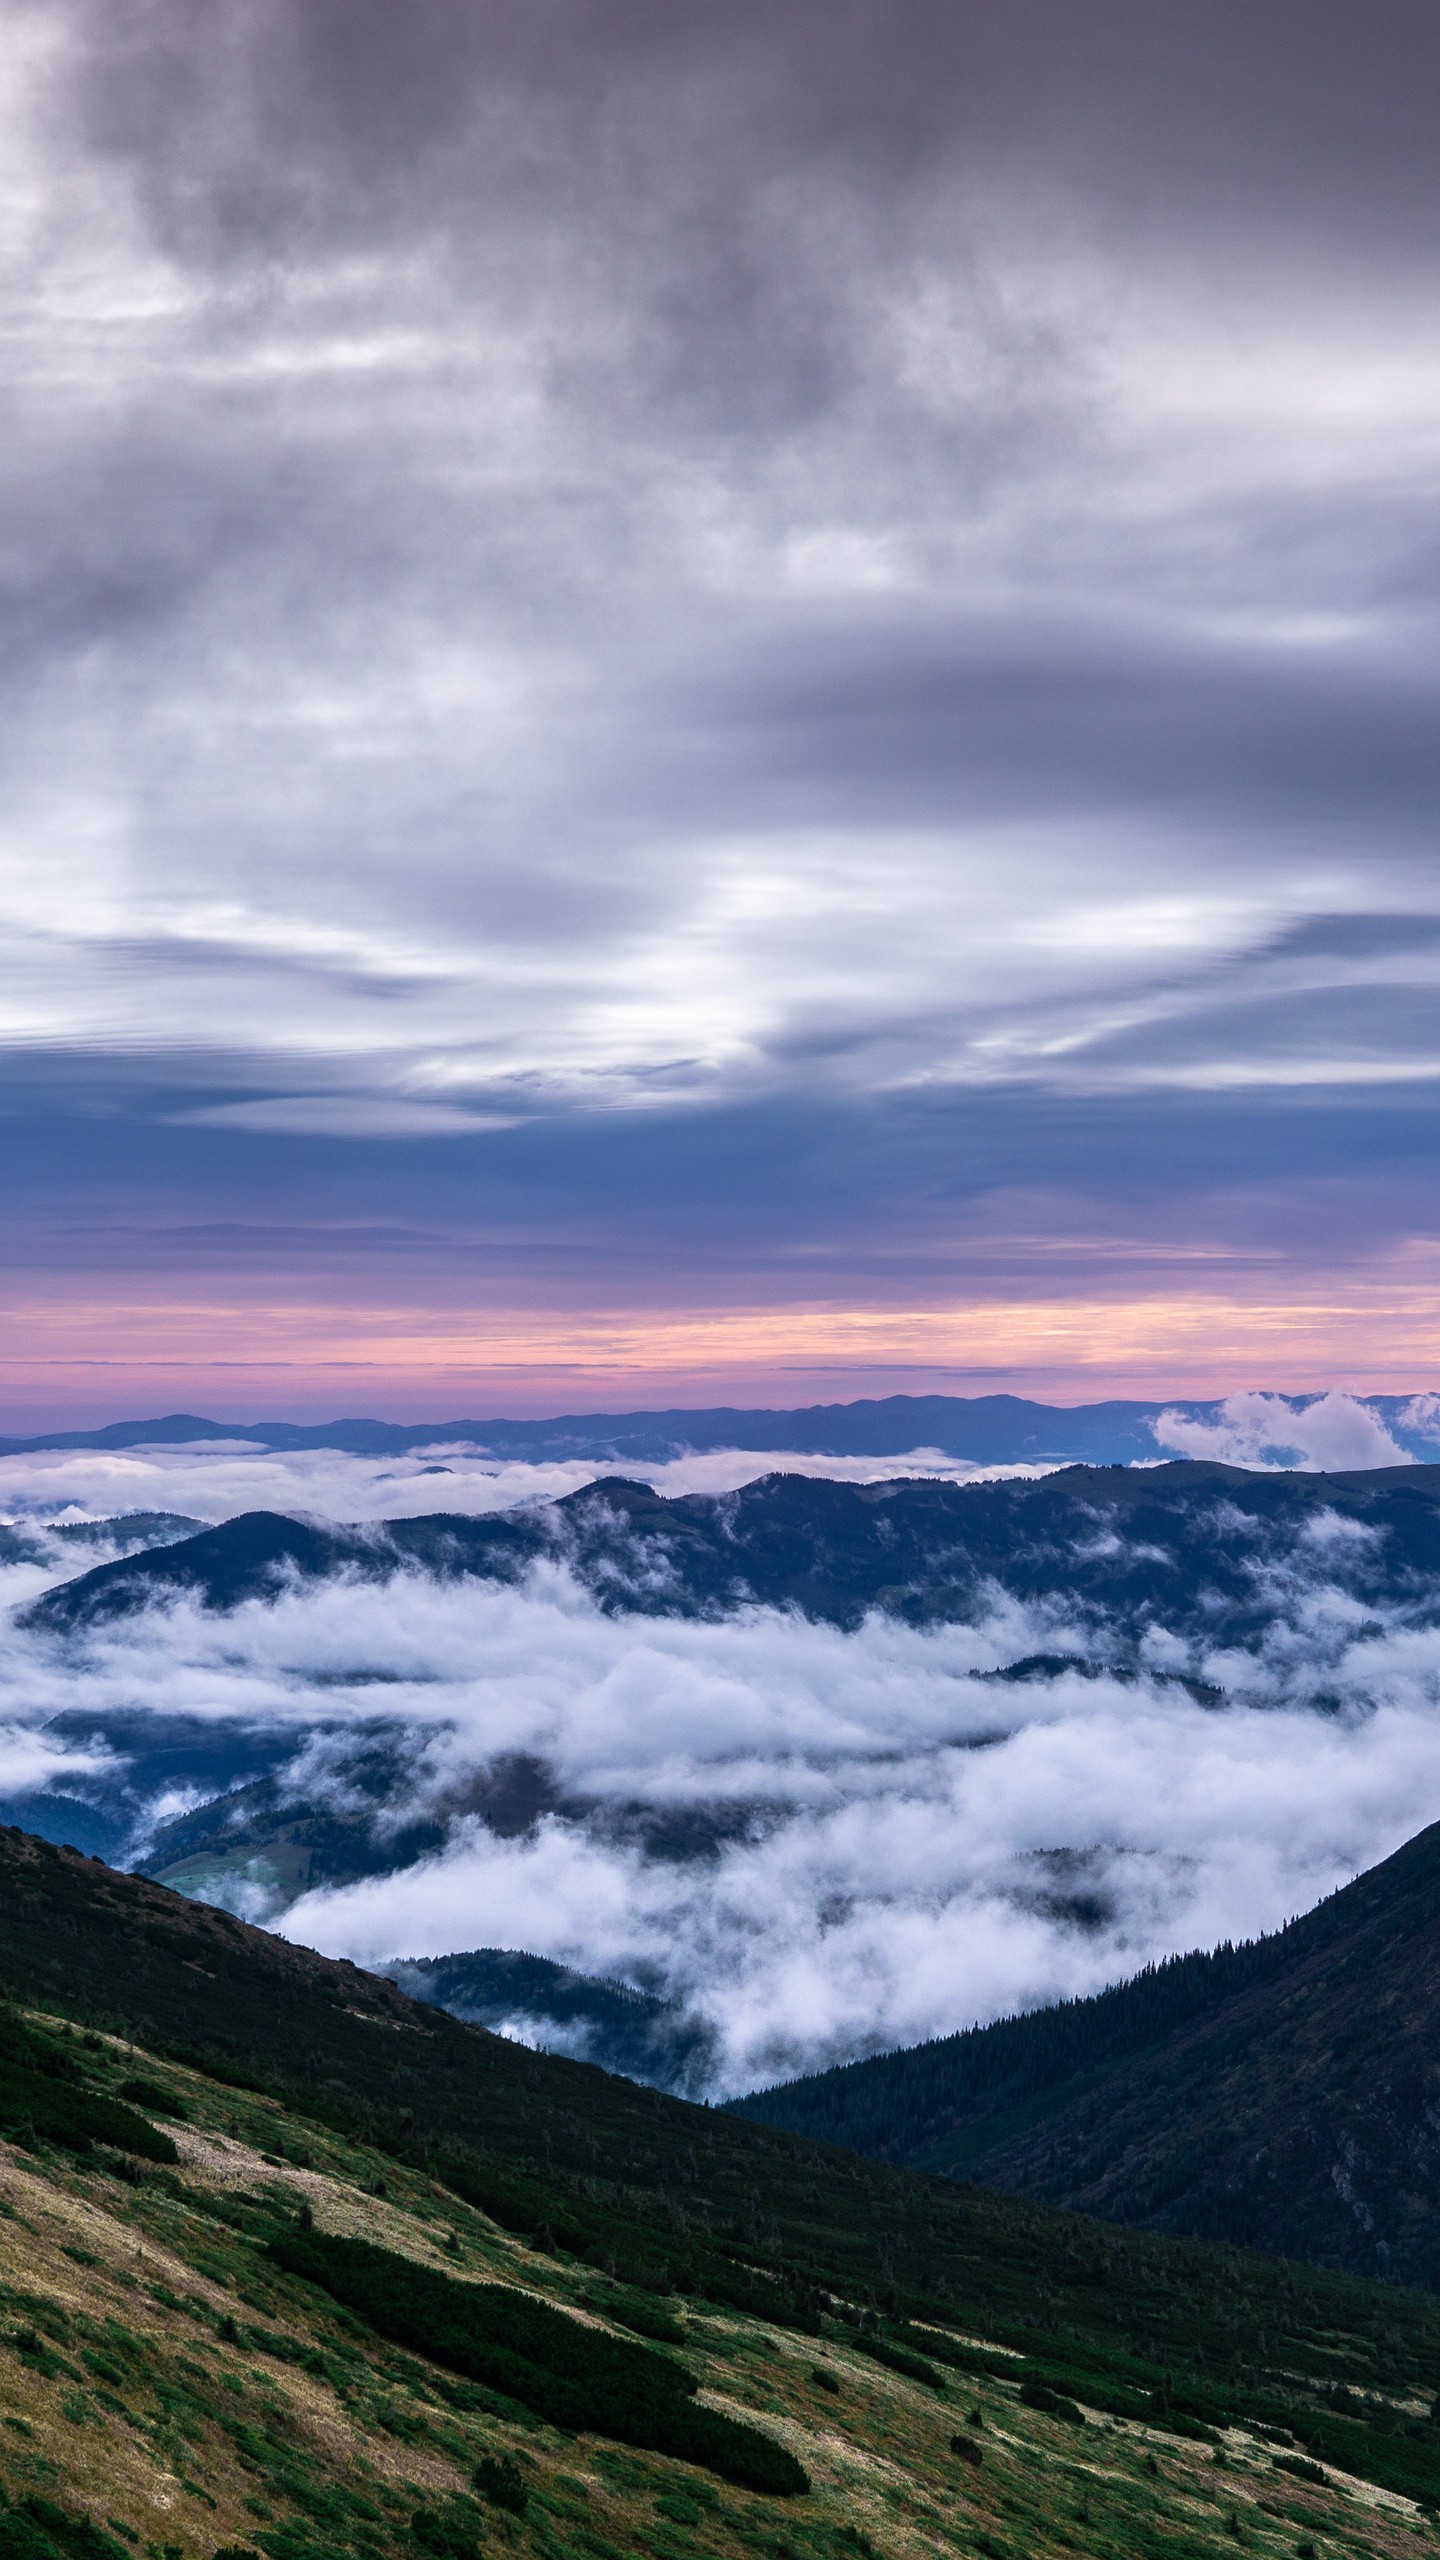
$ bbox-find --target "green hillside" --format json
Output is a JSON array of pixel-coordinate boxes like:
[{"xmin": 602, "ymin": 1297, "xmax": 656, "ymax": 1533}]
[
  {"xmin": 5, "ymin": 1829, "xmax": 1440, "ymax": 2560},
  {"xmin": 732, "ymin": 1817, "xmax": 1440, "ymax": 2284}
]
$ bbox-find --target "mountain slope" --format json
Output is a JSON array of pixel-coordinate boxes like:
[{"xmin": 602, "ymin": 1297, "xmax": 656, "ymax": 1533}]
[
  {"xmin": 5, "ymin": 2004, "xmax": 1439, "ymax": 2560},
  {"xmin": 24, "ymin": 1463, "xmax": 1440, "ymax": 1666},
  {"xmin": 733, "ymin": 1815, "xmax": 1440, "ymax": 2283},
  {"xmin": 10, "ymin": 1833, "xmax": 1440, "ymax": 2477},
  {"xmin": 7, "ymin": 1837, "xmax": 1440, "ymax": 2560}
]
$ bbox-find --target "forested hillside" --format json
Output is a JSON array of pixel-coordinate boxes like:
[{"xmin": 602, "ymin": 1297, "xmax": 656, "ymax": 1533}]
[
  {"xmin": 3, "ymin": 1949, "xmax": 1438, "ymax": 2560},
  {"xmin": 735, "ymin": 1816, "xmax": 1440, "ymax": 2281}
]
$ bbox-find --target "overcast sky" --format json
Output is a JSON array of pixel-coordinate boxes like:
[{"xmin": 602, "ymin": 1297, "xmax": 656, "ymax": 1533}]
[{"xmin": 3, "ymin": 0, "xmax": 1440, "ymax": 1422}]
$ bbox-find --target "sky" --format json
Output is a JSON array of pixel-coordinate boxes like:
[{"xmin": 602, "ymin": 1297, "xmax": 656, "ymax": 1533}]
[{"xmin": 4, "ymin": 1, "xmax": 1440, "ymax": 1425}]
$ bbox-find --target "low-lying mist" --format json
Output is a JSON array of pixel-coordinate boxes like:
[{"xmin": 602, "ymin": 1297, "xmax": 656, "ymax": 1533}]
[{"xmin": 0, "ymin": 1440, "xmax": 1049, "ymax": 1539}]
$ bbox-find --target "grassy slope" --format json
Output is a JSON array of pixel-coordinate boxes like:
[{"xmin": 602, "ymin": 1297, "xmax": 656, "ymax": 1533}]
[
  {"xmin": 8, "ymin": 1832, "xmax": 1440, "ymax": 2556},
  {"xmin": 732, "ymin": 1817, "xmax": 1440, "ymax": 2283},
  {"xmin": 0, "ymin": 2017, "xmax": 1437, "ymax": 2560}
]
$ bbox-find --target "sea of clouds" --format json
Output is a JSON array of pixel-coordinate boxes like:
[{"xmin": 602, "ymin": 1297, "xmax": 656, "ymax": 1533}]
[
  {"xmin": 3, "ymin": 1399, "xmax": 1440, "ymax": 2097},
  {"xmin": 0, "ymin": 1439, "xmax": 1052, "ymax": 1543}
]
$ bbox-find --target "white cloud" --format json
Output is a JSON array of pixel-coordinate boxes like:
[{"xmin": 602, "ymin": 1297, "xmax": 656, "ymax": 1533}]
[
  {"xmin": 1151, "ymin": 1390, "xmax": 1410, "ymax": 1471},
  {"xmin": 0, "ymin": 1716, "xmax": 118, "ymax": 1800},
  {"xmin": 0, "ymin": 1443, "xmax": 1056, "ymax": 1542},
  {"xmin": 269, "ymin": 1630, "xmax": 1440, "ymax": 2092},
  {"xmin": 172, "ymin": 1097, "xmax": 519, "ymax": 1138}
]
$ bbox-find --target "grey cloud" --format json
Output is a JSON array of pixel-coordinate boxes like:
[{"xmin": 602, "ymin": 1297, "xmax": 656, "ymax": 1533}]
[
  {"xmin": 1, "ymin": 1, "xmax": 1439, "ymax": 1346},
  {"xmin": 68, "ymin": 4, "xmax": 1440, "ymax": 266}
]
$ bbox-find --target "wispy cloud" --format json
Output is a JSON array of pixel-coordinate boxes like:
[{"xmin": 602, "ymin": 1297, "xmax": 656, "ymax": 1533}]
[{"xmin": 0, "ymin": 1441, "xmax": 1051, "ymax": 1532}]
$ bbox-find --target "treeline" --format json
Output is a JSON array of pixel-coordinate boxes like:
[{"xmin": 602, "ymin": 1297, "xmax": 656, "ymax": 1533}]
[{"xmin": 730, "ymin": 1932, "xmax": 1300, "ymax": 2163}]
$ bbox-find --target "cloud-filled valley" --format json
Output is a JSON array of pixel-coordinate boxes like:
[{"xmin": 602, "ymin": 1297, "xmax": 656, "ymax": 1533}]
[{"xmin": 7, "ymin": 1427, "xmax": 1440, "ymax": 2099}]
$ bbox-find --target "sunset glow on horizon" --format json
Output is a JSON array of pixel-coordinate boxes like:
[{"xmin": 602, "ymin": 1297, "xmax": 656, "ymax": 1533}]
[{"xmin": 7, "ymin": 1275, "xmax": 1440, "ymax": 1431}]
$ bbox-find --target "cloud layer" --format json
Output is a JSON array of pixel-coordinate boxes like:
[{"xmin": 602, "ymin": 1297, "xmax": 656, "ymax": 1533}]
[
  {"xmin": 1152, "ymin": 1392, "xmax": 1414, "ymax": 1471},
  {"xmin": 0, "ymin": 1439, "xmax": 1051, "ymax": 1535},
  {"xmin": 7, "ymin": 1437, "xmax": 1440, "ymax": 2095}
]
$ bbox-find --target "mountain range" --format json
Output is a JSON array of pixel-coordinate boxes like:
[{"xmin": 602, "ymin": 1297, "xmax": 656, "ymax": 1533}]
[
  {"xmin": 23, "ymin": 1459, "xmax": 1440, "ymax": 1655},
  {"xmin": 4, "ymin": 1456, "xmax": 1431, "ymax": 1908},
  {"xmin": 7, "ymin": 1460, "xmax": 1440, "ymax": 2064},
  {"xmin": 4, "ymin": 1387, "xmax": 1439, "ymax": 1465}
]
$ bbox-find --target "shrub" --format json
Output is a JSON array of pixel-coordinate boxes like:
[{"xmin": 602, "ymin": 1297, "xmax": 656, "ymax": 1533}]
[
  {"xmin": 271, "ymin": 2229, "xmax": 808, "ymax": 2496},
  {"xmin": 1272, "ymin": 2454, "xmax": 1327, "ymax": 2486},
  {"xmin": 850, "ymin": 2333, "xmax": 944, "ymax": 2391},
  {"xmin": 0, "ymin": 2495, "xmax": 132, "ymax": 2560},
  {"xmin": 473, "ymin": 2456, "xmax": 528, "ymax": 2516},
  {"xmin": 116, "ymin": 2078, "xmax": 186, "ymax": 2118},
  {"xmin": 409, "ymin": 2505, "xmax": 483, "ymax": 2558},
  {"xmin": 1019, "ymin": 2377, "xmax": 1085, "ymax": 2426},
  {"xmin": 586, "ymin": 2291, "xmax": 686, "ymax": 2346},
  {"xmin": 950, "ymin": 2432, "xmax": 984, "ymax": 2466},
  {"xmin": 0, "ymin": 2060, "xmax": 176, "ymax": 2164},
  {"xmin": 0, "ymin": 2517, "xmax": 56, "ymax": 2560}
]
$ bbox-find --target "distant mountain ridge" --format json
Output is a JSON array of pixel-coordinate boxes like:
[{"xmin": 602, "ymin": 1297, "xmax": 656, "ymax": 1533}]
[
  {"xmin": 0, "ymin": 1391, "xmax": 1188, "ymax": 1462},
  {"xmin": 3, "ymin": 1386, "xmax": 1438, "ymax": 1465},
  {"xmin": 383, "ymin": 1948, "xmax": 714, "ymax": 2094},
  {"xmin": 22, "ymin": 1461, "xmax": 1440, "ymax": 1665},
  {"xmin": 733, "ymin": 1816, "xmax": 1440, "ymax": 2287}
]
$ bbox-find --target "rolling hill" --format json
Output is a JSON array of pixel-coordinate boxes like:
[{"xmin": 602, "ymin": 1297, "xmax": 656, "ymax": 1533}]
[
  {"xmin": 734, "ymin": 1815, "xmax": 1440, "ymax": 2285},
  {"xmin": 3, "ymin": 1389, "xmax": 1440, "ymax": 1467}
]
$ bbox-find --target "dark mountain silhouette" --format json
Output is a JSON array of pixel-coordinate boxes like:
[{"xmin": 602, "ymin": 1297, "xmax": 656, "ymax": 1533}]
[
  {"xmin": 0, "ymin": 1392, "xmax": 1191, "ymax": 1462},
  {"xmin": 0, "ymin": 1509, "xmax": 201, "ymax": 1570},
  {"xmin": 22, "ymin": 1464, "xmax": 1440, "ymax": 1671},
  {"xmin": 383, "ymin": 1947, "xmax": 715, "ymax": 2093},
  {"xmin": 19, "ymin": 1504, "xmax": 540, "ymax": 1629},
  {"xmin": 5, "ymin": 1388, "xmax": 1436, "ymax": 1465},
  {"xmin": 733, "ymin": 1815, "xmax": 1440, "ymax": 2286}
]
